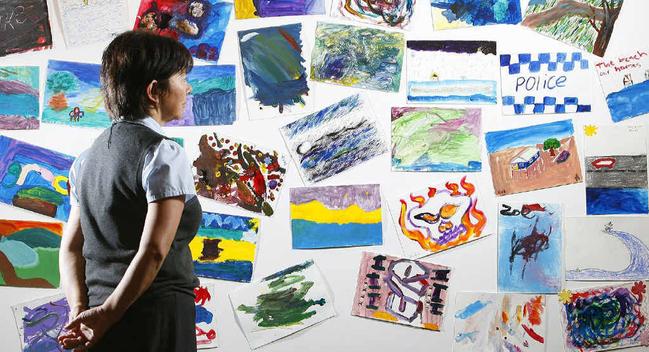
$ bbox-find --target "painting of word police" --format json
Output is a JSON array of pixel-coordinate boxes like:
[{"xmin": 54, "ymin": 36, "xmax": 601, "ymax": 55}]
[
  {"xmin": 352, "ymin": 252, "xmax": 451, "ymax": 331},
  {"xmin": 485, "ymin": 119, "xmax": 582, "ymax": 196},
  {"xmin": 396, "ymin": 176, "xmax": 487, "ymax": 258}
]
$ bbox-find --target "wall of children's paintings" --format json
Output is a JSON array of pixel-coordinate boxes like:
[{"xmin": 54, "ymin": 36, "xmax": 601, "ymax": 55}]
[{"xmin": 1, "ymin": 1, "xmax": 649, "ymax": 351}]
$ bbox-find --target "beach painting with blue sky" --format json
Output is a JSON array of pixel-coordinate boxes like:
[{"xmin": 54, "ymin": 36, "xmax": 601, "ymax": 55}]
[
  {"xmin": 486, "ymin": 119, "xmax": 582, "ymax": 196},
  {"xmin": 407, "ymin": 41, "xmax": 498, "ymax": 104},
  {"xmin": 189, "ymin": 212, "xmax": 260, "ymax": 283}
]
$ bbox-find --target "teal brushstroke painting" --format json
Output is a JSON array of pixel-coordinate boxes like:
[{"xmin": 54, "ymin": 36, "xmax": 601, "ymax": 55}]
[{"xmin": 0, "ymin": 66, "xmax": 39, "ymax": 130}]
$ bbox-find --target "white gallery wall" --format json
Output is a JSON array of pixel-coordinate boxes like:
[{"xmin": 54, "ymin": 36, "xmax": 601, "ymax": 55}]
[{"xmin": 1, "ymin": 0, "xmax": 648, "ymax": 351}]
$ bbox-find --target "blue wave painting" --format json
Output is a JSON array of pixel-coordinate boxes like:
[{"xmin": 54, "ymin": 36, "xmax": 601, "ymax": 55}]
[
  {"xmin": 42, "ymin": 60, "xmax": 110, "ymax": 128},
  {"xmin": 587, "ymin": 188, "xmax": 648, "ymax": 215},
  {"xmin": 0, "ymin": 66, "xmax": 39, "ymax": 130},
  {"xmin": 280, "ymin": 94, "xmax": 387, "ymax": 183},
  {"xmin": 166, "ymin": 65, "xmax": 236, "ymax": 126},
  {"xmin": 566, "ymin": 222, "xmax": 649, "ymax": 280},
  {"xmin": 238, "ymin": 23, "xmax": 309, "ymax": 117}
]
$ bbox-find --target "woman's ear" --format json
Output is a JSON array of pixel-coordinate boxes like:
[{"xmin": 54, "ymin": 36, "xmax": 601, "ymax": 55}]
[{"xmin": 146, "ymin": 80, "xmax": 160, "ymax": 107}]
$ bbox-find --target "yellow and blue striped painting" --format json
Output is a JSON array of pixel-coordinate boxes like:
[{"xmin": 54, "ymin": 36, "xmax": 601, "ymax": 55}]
[
  {"xmin": 290, "ymin": 184, "xmax": 382, "ymax": 249},
  {"xmin": 190, "ymin": 212, "xmax": 260, "ymax": 282}
]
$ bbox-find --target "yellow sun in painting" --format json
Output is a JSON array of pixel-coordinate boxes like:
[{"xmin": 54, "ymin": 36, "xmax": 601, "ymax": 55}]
[
  {"xmin": 584, "ymin": 125, "xmax": 598, "ymax": 137},
  {"xmin": 558, "ymin": 289, "xmax": 573, "ymax": 304}
]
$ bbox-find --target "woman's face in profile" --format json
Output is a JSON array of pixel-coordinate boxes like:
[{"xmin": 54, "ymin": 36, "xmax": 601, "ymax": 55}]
[{"xmin": 160, "ymin": 72, "xmax": 191, "ymax": 122}]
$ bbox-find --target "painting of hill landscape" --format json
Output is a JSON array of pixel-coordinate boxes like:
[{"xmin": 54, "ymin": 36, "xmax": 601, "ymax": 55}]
[{"xmin": 485, "ymin": 120, "xmax": 582, "ymax": 196}]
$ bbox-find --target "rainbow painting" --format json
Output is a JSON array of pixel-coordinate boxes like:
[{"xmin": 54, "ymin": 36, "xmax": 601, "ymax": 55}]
[
  {"xmin": 0, "ymin": 220, "xmax": 62, "ymax": 288},
  {"xmin": 0, "ymin": 136, "xmax": 74, "ymax": 221},
  {"xmin": 290, "ymin": 184, "xmax": 382, "ymax": 249},
  {"xmin": 189, "ymin": 212, "xmax": 260, "ymax": 283}
]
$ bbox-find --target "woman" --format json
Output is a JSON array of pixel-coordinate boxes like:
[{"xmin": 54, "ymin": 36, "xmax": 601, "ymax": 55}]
[{"xmin": 58, "ymin": 30, "xmax": 201, "ymax": 351}]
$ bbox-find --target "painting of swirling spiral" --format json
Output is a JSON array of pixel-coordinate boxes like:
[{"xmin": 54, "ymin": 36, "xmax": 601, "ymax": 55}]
[
  {"xmin": 333, "ymin": 0, "xmax": 415, "ymax": 28},
  {"xmin": 454, "ymin": 293, "xmax": 547, "ymax": 352},
  {"xmin": 238, "ymin": 23, "xmax": 312, "ymax": 119},
  {"xmin": 310, "ymin": 22, "xmax": 404, "ymax": 92},
  {"xmin": 0, "ymin": 136, "xmax": 74, "ymax": 221},
  {"xmin": 352, "ymin": 252, "xmax": 452, "ymax": 331},
  {"xmin": 192, "ymin": 133, "xmax": 287, "ymax": 216},
  {"xmin": 12, "ymin": 294, "xmax": 70, "ymax": 352},
  {"xmin": 560, "ymin": 281, "xmax": 649, "ymax": 351},
  {"xmin": 230, "ymin": 260, "xmax": 336, "ymax": 349},
  {"xmin": 280, "ymin": 94, "xmax": 387, "ymax": 184},
  {"xmin": 391, "ymin": 107, "xmax": 482, "ymax": 172},
  {"xmin": 134, "ymin": 0, "xmax": 232, "ymax": 62},
  {"xmin": 0, "ymin": 66, "xmax": 39, "ymax": 130},
  {"xmin": 430, "ymin": 0, "xmax": 522, "ymax": 30},
  {"xmin": 394, "ymin": 176, "xmax": 488, "ymax": 259}
]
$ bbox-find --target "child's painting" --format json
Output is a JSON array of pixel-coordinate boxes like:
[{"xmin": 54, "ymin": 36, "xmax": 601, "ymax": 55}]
[
  {"xmin": 0, "ymin": 66, "xmax": 39, "ymax": 130},
  {"xmin": 230, "ymin": 260, "xmax": 336, "ymax": 349},
  {"xmin": 584, "ymin": 125, "xmax": 648, "ymax": 215},
  {"xmin": 0, "ymin": 136, "xmax": 74, "ymax": 221},
  {"xmin": 498, "ymin": 203, "xmax": 562, "ymax": 293},
  {"xmin": 352, "ymin": 252, "xmax": 452, "ymax": 331},
  {"xmin": 42, "ymin": 60, "xmax": 110, "ymax": 129},
  {"xmin": 190, "ymin": 212, "xmax": 259, "ymax": 282},
  {"xmin": 565, "ymin": 217, "xmax": 649, "ymax": 281},
  {"xmin": 596, "ymin": 48, "xmax": 649, "ymax": 123},
  {"xmin": 310, "ymin": 22, "xmax": 404, "ymax": 93},
  {"xmin": 290, "ymin": 184, "xmax": 382, "ymax": 249},
  {"xmin": 500, "ymin": 52, "xmax": 592, "ymax": 115},
  {"xmin": 238, "ymin": 24, "xmax": 312, "ymax": 119},
  {"xmin": 280, "ymin": 94, "xmax": 387, "ymax": 184},
  {"xmin": 166, "ymin": 65, "xmax": 237, "ymax": 126},
  {"xmin": 332, "ymin": 0, "xmax": 414, "ymax": 28},
  {"xmin": 134, "ymin": 0, "xmax": 232, "ymax": 62},
  {"xmin": 407, "ymin": 41, "xmax": 498, "ymax": 104},
  {"xmin": 395, "ymin": 176, "xmax": 488, "ymax": 259},
  {"xmin": 192, "ymin": 133, "xmax": 287, "ymax": 216},
  {"xmin": 0, "ymin": 220, "xmax": 62, "ymax": 288},
  {"xmin": 454, "ymin": 292, "xmax": 547, "ymax": 352},
  {"xmin": 430, "ymin": 0, "xmax": 522, "ymax": 30},
  {"xmin": 194, "ymin": 285, "xmax": 219, "ymax": 349},
  {"xmin": 235, "ymin": 0, "xmax": 325, "ymax": 19},
  {"xmin": 559, "ymin": 282, "xmax": 649, "ymax": 351},
  {"xmin": 12, "ymin": 295, "xmax": 70, "ymax": 352},
  {"xmin": 485, "ymin": 119, "xmax": 582, "ymax": 196},
  {"xmin": 0, "ymin": 0, "xmax": 52, "ymax": 57},
  {"xmin": 391, "ymin": 107, "xmax": 481, "ymax": 172},
  {"xmin": 523, "ymin": 0, "xmax": 624, "ymax": 57},
  {"xmin": 57, "ymin": 0, "xmax": 129, "ymax": 47}
]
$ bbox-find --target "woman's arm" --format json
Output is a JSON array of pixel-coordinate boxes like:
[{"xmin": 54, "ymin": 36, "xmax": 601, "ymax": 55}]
[
  {"xmin": 60, "ymin": 195, "xmax": 186, "ymax": 350},
  {"xmin": 59, "ymin": 205, "xmax": 88, "ymax": 319}
]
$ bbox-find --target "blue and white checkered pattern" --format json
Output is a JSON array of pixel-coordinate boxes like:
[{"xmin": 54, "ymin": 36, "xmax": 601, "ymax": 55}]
[
  {"xmin": 500, "ymin": 52, "xmax": 592, "ymax": 115},
  {"xmin": 500, "ymin": 52, "xmax": 590, "ymax": 74}
]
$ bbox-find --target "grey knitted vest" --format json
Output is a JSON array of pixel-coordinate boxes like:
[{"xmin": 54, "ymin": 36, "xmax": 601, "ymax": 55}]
[{"xmin": 77, "ymin": 121, "xmax": 201, "ymax": 307}]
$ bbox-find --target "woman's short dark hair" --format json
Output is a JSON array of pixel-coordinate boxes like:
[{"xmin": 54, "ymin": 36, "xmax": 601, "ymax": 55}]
[{"xmin": 101, "ymin": 30, "xmax": 193, "ymax": 121}]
